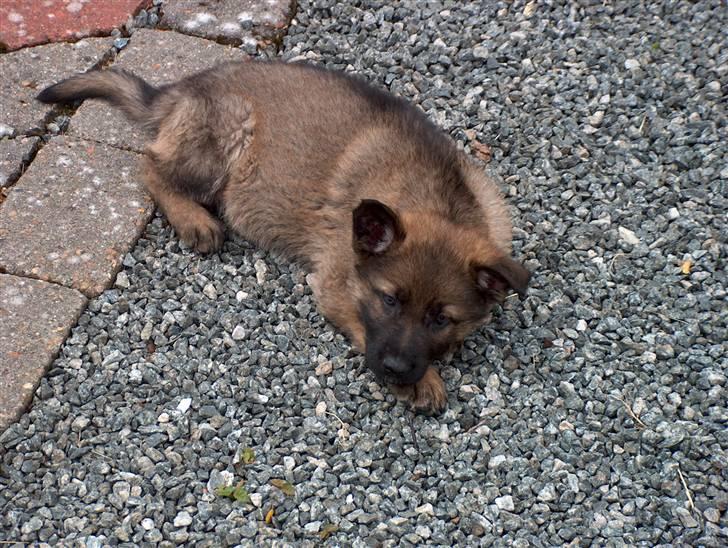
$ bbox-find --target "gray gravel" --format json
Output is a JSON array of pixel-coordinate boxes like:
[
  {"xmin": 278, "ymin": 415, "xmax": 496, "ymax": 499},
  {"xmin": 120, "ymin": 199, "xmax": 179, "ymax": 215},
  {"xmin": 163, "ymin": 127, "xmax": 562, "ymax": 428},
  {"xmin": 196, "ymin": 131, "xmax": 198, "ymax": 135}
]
[{"xmin": 2, "ymin": 0, "xmax": 727, "ymax": 545}]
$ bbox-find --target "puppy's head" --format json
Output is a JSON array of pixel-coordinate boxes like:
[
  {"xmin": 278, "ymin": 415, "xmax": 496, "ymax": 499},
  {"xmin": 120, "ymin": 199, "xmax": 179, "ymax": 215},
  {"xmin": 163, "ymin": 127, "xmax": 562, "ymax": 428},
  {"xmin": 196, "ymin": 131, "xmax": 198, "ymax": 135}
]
[{"xmin": 352, "ymin": 199, "xmax": 530, "ymax": 386}]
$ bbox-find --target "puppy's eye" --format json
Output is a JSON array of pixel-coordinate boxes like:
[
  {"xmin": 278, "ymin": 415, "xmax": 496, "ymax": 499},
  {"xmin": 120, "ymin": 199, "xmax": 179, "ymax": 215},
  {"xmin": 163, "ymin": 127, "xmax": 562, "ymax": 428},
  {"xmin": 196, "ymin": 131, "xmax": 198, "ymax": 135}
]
[
  {"xmin": 434, "ymin": 313, "xmax": 450, "ymax": 328},
  {"xmin": 382, "ymin": 293, "xmax": 398, "ymax": 307}
]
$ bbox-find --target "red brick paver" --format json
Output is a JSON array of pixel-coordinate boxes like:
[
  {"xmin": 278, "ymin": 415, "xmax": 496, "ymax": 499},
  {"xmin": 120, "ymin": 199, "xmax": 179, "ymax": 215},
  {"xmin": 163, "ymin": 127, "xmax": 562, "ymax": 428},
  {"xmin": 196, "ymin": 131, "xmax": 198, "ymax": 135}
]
[{"xmin": 0, "ymin": 0, "xmax": 151, "ymax": 51}]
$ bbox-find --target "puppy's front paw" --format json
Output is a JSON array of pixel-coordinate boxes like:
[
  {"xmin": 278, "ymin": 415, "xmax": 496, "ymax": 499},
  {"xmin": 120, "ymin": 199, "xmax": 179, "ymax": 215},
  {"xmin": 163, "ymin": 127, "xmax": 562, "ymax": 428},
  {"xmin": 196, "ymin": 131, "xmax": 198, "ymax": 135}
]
[
  {"xmin": 177, "ymin": 212, "xmax": 225, "ymax": 254},
  {"xmin": 390, "ymin": 366, "xmax": 448, "ymax": 415}
]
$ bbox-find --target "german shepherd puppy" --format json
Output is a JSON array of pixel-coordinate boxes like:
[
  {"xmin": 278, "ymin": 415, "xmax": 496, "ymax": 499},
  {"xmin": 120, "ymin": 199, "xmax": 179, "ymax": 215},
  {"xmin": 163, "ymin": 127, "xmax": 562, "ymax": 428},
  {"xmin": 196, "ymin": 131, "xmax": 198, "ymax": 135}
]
[{"xmin": 38, "ymin": 60, "xmax": 530, "ymax": 414}]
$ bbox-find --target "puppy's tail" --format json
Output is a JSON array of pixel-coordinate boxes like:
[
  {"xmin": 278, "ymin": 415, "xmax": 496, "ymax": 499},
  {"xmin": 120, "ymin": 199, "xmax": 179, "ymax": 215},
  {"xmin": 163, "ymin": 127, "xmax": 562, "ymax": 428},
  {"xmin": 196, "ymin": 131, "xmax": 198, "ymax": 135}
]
[{"xmin": 37, "ymin": 68, "xmax": 160, "ymax": 124}]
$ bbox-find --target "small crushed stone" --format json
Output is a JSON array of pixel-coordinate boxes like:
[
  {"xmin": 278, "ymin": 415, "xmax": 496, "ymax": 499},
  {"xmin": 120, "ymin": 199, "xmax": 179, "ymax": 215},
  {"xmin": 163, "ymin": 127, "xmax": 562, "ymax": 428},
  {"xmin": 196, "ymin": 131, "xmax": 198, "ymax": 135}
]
[{"xmin": 1, "ymin": 0, "xmax": 726, "ymax": 545}]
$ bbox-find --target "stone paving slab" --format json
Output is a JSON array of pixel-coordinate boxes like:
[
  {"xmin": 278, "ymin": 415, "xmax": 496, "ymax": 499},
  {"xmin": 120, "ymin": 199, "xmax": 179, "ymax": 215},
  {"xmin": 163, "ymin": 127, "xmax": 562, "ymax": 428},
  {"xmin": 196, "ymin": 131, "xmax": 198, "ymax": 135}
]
[
  {"xmin": 160, "ymin": 0, "xmax": 295, "ymax": 45},
  {"xmin": 0, "ymin": 38, "xmax": 113, "ymax": 137},
  {"xmin": 0, "ymin": 273, "xmax": 86, "ymax": 432},
  {"xmin": 0, "ymin": 0, "xmax": 151, "ymax": 52},
  {"xmin": 0, "ymin": 136, "xmax": 39, "ymax": 189},
  {"xmin": 0, "ymin": 136, "xmax": 154, "ymax": 297},
  {"xmin": 68, "ymin": 29, "xmax": 247, "ymax": 152}
]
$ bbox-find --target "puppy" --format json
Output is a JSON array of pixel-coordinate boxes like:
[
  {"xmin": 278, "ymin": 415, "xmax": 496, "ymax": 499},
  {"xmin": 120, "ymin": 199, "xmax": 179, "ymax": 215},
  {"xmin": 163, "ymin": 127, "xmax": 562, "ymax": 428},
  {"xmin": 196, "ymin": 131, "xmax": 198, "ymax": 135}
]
[{"xmin": 38, "ymin": 60, "xmax": 530, "ymax": 414}]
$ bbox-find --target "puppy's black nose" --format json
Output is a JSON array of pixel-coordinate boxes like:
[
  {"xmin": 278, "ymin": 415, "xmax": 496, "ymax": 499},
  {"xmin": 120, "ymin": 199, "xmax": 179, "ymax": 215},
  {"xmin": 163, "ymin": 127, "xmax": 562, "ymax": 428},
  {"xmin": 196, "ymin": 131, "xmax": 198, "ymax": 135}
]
[{"xmin": 382, "ymin": 355, "xmax": 409, "ymax": 375}]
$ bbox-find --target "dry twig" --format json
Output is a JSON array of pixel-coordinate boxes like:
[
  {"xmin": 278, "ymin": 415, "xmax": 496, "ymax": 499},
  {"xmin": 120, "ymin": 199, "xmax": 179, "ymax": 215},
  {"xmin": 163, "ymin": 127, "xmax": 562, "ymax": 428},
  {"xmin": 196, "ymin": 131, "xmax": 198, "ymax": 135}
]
[
  {"xmin": 675, "ymin": 464, "xmax": 695, "ymax": 511},
  {"xmin": 610, "ymin": 395, "xmax": 647, "ymax": 429},
  {"xmin": 467, "ymin": 418, "xmax": 490, "ymax": 434}
]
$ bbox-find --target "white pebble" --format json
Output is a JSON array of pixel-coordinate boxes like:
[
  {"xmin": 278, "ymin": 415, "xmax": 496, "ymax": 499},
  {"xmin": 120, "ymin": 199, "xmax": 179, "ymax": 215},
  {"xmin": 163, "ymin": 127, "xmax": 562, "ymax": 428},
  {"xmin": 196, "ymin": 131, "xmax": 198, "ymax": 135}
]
[
  {"xmin": 667, "ymin": 207, "xmax": 680, "ymax": 220},
  {"xmin": 250, "ymin": 493, "xmax": 263, "ymax": 507},
  {"xmin": 202, "ymin": 283, "xmax": 217, "ymax": 299},
  {"xmin": 624, "ymin": 58, "xmax": 640, "ymax": 70},
  {"xmin": 115, "ymin": 271, "xmax": 130, "ymax": 289},
  {"xmin": 434, "ymin": 424, "xmax": 450, "ymax": 442},
  {"xmin": 0, "ymin": 123, "xmax": 15, "ymax": 138},
  {"xmin": 618, "ymin": 226, "xmax": 640, "ymax": 245},
  {"xmin": 71, "ymin": 416, "xmax": 90, "ymax": 432},
  {"xmin": 495, "ymin": 495, "xmax": 515, "ymax": 511},
  {"xmin": 472, "ymin": 45, "xmax": 488, "ymax": 59},
  {"xmin": 231, "ymin": 325, "xmax": 246, "ymax": 340},
  {"xmin": 254, "ymin": 259, "xmax": 268, "ymax": 284},
  {"xmin": 588, "ymin": 110, "xmax": 604, "ymax": 127},
  {"xmin": 140, "ymin": 322, "xmax": 153, "ymax": 341},
  {"xmin": 250, "ymin": 393, "xmax": 269, "ymax": 404},
  {"xmin": 304, "ymin": 521, "xmax": 322, "ymax": 533},
  {"xmin": 706, "ymin": 80, "xmax": 721, "ymax": 92},
  {"xmin": 315, "ymin": 401, "xmax": 327, "ymax": 416},
  {"xmin": 173, "ymin": 511, "xmax": 192, "ymax": 527},
  {"xmin": 177, "ymin": 398, "xmax": 192, "ymax": 413}
]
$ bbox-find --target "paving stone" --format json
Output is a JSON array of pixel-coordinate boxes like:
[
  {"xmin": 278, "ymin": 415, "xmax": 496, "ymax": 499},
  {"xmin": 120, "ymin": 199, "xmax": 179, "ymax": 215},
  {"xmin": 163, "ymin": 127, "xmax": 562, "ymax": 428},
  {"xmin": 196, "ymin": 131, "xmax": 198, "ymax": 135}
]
[
  {"xmin": 0, "ymin": 0, "xmax": 151, "ymax": 51},
  {"xmin": 160, "ymin": 0, "xmax": 295, "ymax": 45},
  {"xmin": 68, "ymin": 29, "xmax": 247, "ymax": 152},
  {"xmin": 0, "ymin": 38, "xmax": 113, "ymax": 137},
  {"xmin": 0, "ymin": 274, "xmax": 86, "ymax": 432},
  {"xmin": 0, "ymin": 136, "xmax": 39, "ymax": 189},
  {"xmin": 0, "ymin": 136, "xmax": 154, "ymax": 297}
]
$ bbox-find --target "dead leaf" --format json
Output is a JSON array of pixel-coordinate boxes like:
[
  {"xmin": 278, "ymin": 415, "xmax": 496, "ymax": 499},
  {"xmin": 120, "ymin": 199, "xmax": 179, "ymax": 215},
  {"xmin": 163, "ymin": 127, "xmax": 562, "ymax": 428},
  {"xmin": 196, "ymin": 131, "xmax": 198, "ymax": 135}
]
[
  {"xmin": 270, "ymin": 479, "xmax": 295, "ymax": 497},
  {"xmin": 681, "ymin": 259, "xmax": 692, "ymax": 275},
  {"xmin": 471, "ymin": 140, "xmax": 492, "ymax": 163},
  {"xmin": 319, "ymin": 524, "xmax": 338, "ymax": 540},
  {"xmin": 265, "ymin": 507, "xmax": 275, "ymax": 524}
]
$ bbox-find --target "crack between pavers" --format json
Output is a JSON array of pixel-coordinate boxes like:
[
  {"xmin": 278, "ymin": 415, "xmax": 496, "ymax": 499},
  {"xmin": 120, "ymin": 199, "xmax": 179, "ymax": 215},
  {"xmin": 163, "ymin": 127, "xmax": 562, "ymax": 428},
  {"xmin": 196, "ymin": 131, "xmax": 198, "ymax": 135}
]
[
  {"xmin": 1, "ymin": 0, "xmax": 167, "ymax": 188},
  {"xmin": 71, "ymin": 135, "xmax": 145, "ymax": 155},
  {"xmin": 0, "ymin": 267, "xmax": 89, "ymax": 300},
  {"xmin": 0, "ymin": 136, "xmax": 43, "ymax": 198},
  {"xmin": 1, "ymin": 45, "xmax": 121, "ymax": 196}
]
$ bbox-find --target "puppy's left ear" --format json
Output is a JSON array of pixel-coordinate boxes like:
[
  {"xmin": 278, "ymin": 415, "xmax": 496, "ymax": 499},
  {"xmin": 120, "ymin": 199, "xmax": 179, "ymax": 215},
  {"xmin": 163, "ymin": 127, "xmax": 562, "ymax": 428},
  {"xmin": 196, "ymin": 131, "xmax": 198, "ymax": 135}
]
[
  {"xmin": 474, "ymin": 256, "xmax": 531, "ymax": 299},
  {"xmin": 352, "ymin": 199, "xmax": 405, "ymax": 256}
]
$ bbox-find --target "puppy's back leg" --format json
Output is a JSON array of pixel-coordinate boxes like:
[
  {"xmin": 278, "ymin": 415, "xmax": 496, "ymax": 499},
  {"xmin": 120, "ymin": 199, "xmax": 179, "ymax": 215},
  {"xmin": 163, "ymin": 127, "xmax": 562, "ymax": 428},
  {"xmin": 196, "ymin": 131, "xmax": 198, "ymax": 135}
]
[{"xmin": 141, "ymin": 156, "xmax": 224, "ymax": 253}]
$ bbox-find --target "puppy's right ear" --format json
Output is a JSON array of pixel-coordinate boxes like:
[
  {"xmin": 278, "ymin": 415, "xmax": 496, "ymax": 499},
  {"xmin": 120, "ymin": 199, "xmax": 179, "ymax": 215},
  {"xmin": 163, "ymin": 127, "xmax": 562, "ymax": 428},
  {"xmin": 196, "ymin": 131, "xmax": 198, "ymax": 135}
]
[
  {"xmin": 474, "ymin": 256, "xmax": 531, "ymax": 300},
  {"xmin": 352, "ymin": 199, "xmax": 405, "ymax": 256}
]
